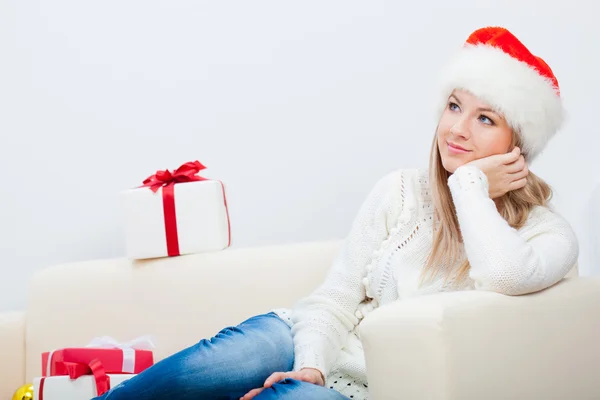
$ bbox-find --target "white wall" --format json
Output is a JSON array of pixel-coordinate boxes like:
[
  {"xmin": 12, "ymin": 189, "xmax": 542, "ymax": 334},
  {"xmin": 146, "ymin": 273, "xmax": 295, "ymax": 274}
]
[{"xmin": 1, "ymin": 0, "xmax": 599, "ymax": 312}]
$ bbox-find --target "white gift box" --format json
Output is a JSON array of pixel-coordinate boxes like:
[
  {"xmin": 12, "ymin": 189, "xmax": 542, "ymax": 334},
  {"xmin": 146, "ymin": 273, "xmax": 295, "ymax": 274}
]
[
  {"xmin": 123, "ymin": 179, "xmax": 231, "ymax": 259},
  {"xmin": 33, "ymin": 374, "xmax": 135, "ymax": 400}
]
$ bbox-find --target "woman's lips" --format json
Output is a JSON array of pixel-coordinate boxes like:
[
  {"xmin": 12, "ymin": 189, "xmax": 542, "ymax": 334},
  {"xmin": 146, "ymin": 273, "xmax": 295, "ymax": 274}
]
[{"xmin": 447, "ymin": 142, "xmax": 471, "ymax": 154}]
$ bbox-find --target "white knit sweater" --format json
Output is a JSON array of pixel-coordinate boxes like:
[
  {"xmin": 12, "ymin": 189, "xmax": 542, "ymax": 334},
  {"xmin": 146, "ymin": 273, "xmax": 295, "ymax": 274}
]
[{"xmin": 273, "ymin": 165, "xmax": 579, "ymax": 399}]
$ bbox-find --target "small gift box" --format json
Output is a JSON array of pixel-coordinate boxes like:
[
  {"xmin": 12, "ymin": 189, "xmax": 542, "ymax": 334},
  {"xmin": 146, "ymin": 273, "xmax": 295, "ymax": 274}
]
[
  {"xmin": 123, "ymin": 160, "xmax": 232, "ymax": 259},
  {"xmin": 40, "ymin": 336, "xmax": 154, "ymax": 397},
  {"xmin": 33, "ymin": 374, "xmax": 135, "ymax": 400}
]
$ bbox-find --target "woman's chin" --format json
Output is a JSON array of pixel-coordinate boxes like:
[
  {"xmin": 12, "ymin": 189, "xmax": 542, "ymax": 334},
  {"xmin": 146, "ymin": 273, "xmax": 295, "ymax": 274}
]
[{"xmin": 441, "ymin": 160, "xmax": 460, "ymax": 174}]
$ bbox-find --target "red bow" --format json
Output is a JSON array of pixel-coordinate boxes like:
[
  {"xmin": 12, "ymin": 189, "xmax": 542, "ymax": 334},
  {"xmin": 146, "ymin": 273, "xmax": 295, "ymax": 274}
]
[
  {"xmin": 39, "ymin": 359, "xmax": 110, "ymax": 399},
  {"xmin": 142, "ymin": 160, "xmax": 208, "ymax": 193}
]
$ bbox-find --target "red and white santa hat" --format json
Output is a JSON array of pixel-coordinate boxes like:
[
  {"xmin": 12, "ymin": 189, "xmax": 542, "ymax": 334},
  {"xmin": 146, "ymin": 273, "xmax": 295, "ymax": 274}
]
[{"xmin": 437, "ymin": 26, "xmax": 564, "ymax": 161}]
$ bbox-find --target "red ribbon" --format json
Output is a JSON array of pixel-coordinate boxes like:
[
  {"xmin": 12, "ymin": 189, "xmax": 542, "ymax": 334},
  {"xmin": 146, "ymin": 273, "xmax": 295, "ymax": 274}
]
[
  {"xmin": 38, "ymin": 359, "xmax": 110, "ymax": 399},
  {"xmin": 141, "ymin": 160, "xmax": 231, "ymax": 256},
  {"xmin": 39, "ymin": 378, "xmax": 45, "ymax": 400}
]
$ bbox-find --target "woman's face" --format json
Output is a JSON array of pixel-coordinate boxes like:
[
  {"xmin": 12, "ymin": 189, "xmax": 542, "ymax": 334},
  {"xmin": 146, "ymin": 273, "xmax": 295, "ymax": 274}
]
[{"xmin": 437, "ymin": 90, "xmax": 514, "ymax": 173}]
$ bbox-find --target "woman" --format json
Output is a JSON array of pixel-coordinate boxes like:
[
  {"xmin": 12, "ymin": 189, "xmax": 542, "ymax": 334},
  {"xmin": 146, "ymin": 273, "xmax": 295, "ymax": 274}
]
[{"xmin": 94, "ymin": 26, "xmax": 578, "ymax": 400}]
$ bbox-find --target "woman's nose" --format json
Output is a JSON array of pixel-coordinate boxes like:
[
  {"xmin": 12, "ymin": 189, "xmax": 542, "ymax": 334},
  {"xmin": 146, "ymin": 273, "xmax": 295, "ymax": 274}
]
[{"xmin": 450, "ymin": 118, "xmax": 471, "ymax": 139}]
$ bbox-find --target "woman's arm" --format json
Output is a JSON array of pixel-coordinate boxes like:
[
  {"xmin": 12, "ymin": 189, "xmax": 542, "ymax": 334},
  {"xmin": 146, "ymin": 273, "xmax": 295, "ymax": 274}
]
[
  {"xmin": 290, "ymin": 170, "xmax": 402, "ymax": 380},
  {"xmin": 448, "ymin": 165, "xmax": 579, "ymax": 296}
]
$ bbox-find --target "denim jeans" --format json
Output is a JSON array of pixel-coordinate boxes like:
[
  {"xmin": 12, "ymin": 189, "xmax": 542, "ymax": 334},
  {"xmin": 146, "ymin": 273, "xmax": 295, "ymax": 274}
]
[{"xmin": 92, "ymin": 312, "xmax": 350, "ymax": 400}]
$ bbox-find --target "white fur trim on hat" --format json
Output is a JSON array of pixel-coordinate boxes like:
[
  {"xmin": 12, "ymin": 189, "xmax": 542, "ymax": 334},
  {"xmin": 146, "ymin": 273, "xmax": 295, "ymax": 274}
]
[{"xmin": 437, "ymin": 43, "xmax": 564, "ymax": 161}]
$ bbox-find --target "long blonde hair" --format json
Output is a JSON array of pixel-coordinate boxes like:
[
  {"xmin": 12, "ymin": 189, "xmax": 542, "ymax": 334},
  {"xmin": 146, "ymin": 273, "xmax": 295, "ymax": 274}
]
[{"xmin": 421, "ymin": 130, "xmax": 553, "ymax": 285}]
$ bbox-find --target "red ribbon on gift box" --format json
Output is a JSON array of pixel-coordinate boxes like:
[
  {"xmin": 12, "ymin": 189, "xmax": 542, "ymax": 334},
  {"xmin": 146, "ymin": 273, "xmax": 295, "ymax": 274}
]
[
  {"xmin": 142, "ymin": 160, "xmax": 232, "ymax": 256},
  {"xmin": 38, "ymin": 359, "xmax": 110, "ymax": 399}
]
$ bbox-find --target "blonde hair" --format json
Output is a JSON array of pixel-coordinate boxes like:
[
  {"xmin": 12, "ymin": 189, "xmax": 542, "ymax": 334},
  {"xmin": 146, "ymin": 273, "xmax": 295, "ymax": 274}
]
[{"xmin": 421, "ymin": 130, "xmax": 553, "ymax": 285}]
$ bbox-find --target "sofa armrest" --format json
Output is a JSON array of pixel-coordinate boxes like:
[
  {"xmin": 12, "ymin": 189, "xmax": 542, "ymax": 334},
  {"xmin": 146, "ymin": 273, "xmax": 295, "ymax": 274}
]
[
  {"xmin": 0, "ymin": 311, "xmax": 26, "ymax": 399},
  {"xmin": 360, "ymin": 277, "xmax": 600, "ymax": 400}
]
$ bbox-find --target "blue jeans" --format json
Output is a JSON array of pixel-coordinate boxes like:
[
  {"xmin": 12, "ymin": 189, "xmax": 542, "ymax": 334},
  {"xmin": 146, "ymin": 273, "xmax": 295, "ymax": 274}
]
[{"xmin": 92, "ymin": 313, "xmax": 349, "ymax": 400}]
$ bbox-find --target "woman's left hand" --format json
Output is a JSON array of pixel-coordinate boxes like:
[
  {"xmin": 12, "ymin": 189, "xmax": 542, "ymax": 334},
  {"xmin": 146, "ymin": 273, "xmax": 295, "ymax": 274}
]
[
  {"xmin": 464, "ymin": 147, "xmax": 529, "ymax": 199},
  {"xmin": 240, "ymin": 369, "xmax": 325, "ymax": 400}
]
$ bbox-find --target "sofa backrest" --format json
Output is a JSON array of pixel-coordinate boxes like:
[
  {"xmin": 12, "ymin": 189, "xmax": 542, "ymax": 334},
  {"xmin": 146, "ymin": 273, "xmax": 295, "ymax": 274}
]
[{"xmin": 23, "ymin": 238, "xmax": 580, "ymax": 381}]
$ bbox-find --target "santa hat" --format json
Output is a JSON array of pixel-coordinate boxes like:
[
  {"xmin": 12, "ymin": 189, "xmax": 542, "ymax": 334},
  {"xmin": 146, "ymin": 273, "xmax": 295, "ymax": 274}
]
[{"xmin": 437, "ymin": 26, "xmax": 564, "ymax": 161}]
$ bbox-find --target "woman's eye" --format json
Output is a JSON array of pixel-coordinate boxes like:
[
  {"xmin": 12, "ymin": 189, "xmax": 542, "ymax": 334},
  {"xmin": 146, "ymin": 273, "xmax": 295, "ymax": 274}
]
[
  {"xmin": 479, "ymin": 115, "xmax": 494, "ymax": 125},
  {"xmin": 448, "ymin": 102, "xmax": 460, "ymax": 111}
]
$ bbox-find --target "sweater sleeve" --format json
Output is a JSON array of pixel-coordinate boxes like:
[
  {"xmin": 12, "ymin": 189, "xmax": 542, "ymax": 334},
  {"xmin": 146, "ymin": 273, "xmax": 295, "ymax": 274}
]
[
  {"xmin": 290, "ymin": 171, "xmax": 399, "ymax": 379},
  {"xmin": 448, "ymin": 165, "xmax": 579, "ymax": 296}
]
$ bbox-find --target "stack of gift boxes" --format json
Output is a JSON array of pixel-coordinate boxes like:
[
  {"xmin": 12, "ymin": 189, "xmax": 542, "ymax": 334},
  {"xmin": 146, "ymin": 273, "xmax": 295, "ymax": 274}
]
[
  {"xmin": 33, "ymin": 337, "xmax": 155, "ymax": 399},
  {"xmin": 24, "ymin": 160, "xmax": 232, "ymax": 399}
]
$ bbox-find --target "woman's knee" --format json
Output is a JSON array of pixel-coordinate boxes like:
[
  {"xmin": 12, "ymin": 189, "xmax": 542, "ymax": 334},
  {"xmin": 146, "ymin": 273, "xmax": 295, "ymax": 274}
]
[
  {"xmin": 175, "ymin": 312, "xmax": 294, "ymax": 391},
  {"xmin": 234, "ymin": 312, "xmax": 294, "ymax": 359}
]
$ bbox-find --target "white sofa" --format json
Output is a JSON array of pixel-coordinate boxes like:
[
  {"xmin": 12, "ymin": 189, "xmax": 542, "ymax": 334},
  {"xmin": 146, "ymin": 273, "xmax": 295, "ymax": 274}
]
[{"xmin": 2, "ymin": 240, "xmax": 599, "ymax": 400}]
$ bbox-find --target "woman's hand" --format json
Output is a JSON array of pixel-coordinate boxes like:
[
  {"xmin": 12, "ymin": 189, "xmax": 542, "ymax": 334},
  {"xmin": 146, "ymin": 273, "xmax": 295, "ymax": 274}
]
[
  {"xmin": 464, "ymin": 147, "xmax": 529, "ymax": 199},
  {"xmin": 240, "ymin": 368, "xmax": 325, "ymax": 400}
]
